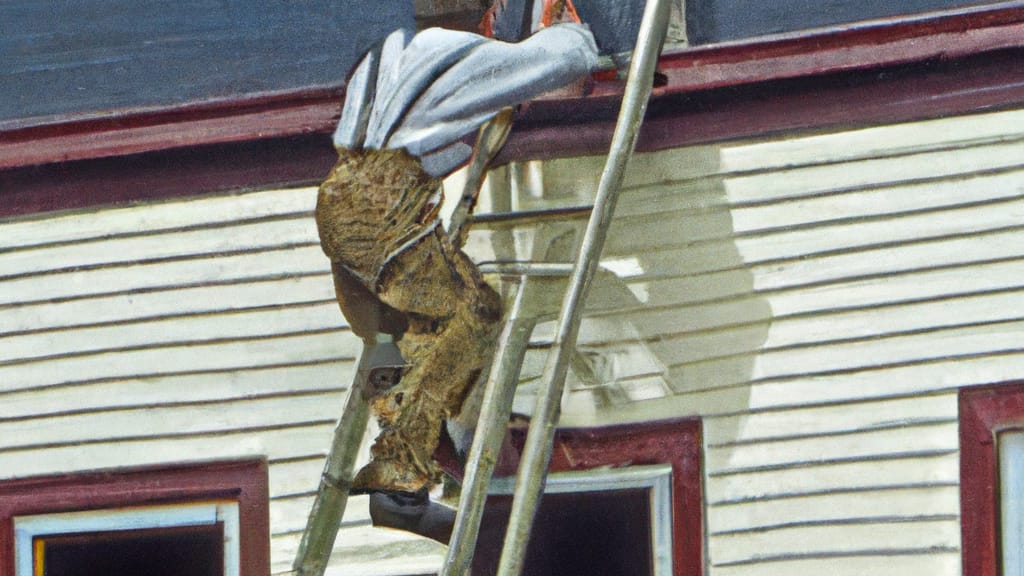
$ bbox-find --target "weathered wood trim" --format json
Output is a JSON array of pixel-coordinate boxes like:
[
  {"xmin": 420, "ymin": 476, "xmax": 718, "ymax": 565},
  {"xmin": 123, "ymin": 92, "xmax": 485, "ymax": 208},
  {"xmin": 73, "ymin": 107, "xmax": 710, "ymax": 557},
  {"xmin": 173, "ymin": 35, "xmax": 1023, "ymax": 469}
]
[
  {"xmin": 0, "ymin": 87, "xmax": 342, "ymax": 168},
  {"xmin": 0, "ymin": 459, "xmax": 270, "ymax": 576},
  {"xmin": 959, "ymin": 383, "xmax": 1024, "ymax": 576}
]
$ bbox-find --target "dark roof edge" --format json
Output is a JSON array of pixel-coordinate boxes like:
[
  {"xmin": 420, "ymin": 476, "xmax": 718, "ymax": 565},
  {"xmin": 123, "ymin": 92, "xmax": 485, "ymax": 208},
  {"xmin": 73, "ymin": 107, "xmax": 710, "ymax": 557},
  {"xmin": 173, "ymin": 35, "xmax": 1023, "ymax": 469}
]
[{"xmin": 2, "ymin": 3, "xmax": 1024, "ymax": 171}]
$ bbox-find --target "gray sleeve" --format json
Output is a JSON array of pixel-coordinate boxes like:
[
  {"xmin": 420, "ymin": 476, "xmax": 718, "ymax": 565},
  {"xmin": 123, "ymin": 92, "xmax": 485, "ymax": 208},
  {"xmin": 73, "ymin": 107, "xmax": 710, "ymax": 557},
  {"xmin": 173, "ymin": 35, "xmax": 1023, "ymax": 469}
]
[{"xmin": 334, "ymin": 23, "xmax": 599, "ymax": 177}]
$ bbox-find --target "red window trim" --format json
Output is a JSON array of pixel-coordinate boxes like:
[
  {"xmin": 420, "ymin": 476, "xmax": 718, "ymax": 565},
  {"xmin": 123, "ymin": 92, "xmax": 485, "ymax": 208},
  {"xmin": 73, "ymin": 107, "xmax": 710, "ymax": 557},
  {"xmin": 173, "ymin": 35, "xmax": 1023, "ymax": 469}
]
[
  {"xmin": 0, "ymin": 459, "xmax": 270, "ymax": 576},
  {"xmin": 499, "ymin": 417, "xmax": 704, "ymax": 576},
  {"xmin": 960, "ymin": 383, "xmax": 1024, "ymax": 576},
  {"xmin": 2, "ymin": 3, "xmax": 1023, "ymax": 218}
]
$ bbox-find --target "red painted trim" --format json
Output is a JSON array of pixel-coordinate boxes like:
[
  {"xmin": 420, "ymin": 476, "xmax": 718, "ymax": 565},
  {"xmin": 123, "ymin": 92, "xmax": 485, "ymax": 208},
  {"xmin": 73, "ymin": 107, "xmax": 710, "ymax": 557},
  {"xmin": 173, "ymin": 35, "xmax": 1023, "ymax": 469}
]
[
  {"xmin": 0, "ymin": 87, "xmax": 342, "ymax": 171},
  {"xmin": 2, "ymin": 5, "xmax": 1024, "ymax": 218},
  {"xmin": 960, "ymin": 383, "xmax": 1024, "ymax": 576},
  {"xmin": 0, "ymin": 135, "xmax": 338, "ymax": 219},
  {"xmin": 2, "ymin": 4, "xmax": 1024, "ymax": 174},
  {"xmin": 500, "ymin": 47, "xmax": 1024, "ymax": 163},
  {"xmin": 656, "ymin": 3, "xmax": 1024, "ymax": 91},
  {"xmin": 501, "ymin": 418, "xmax": 704, "ymax": 576},
  {"xmin": 0, "ymin": 459, "xmax": 270, "ymax": 576}
]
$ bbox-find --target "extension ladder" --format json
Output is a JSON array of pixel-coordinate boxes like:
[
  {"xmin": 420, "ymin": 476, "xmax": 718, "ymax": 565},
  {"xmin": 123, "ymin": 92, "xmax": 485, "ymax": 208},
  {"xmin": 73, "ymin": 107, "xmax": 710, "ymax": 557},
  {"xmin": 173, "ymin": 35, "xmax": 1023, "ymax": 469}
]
[{"xmin": 293, "ymin": 1, "xmax": 671, "ymax": 574}]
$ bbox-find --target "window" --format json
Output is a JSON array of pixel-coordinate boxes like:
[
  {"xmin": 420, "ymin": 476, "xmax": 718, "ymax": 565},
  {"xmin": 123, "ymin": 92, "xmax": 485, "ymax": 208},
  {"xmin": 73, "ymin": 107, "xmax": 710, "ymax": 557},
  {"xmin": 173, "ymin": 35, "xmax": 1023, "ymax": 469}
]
[
  {"xmin": 14, "ymin": 502, "xmax": 237, "ymax": 576},
  {"xmin": 477, "ymin": 465, "xmax": 674, "ymax": 576},
  {"xmin": 1000, "ymin": 430, "xmax": 1024, "ymax": 575},
  {"xmin": 960, "ymin": 383, "xmax": 1024, "ymax": 576},
  {"xmin": 0, "ymin": 460, "xmax": 268, "ymax": 576},
  {"xmin": 472, "ymin": 418, "xmax": 702, "ymax": 576}
]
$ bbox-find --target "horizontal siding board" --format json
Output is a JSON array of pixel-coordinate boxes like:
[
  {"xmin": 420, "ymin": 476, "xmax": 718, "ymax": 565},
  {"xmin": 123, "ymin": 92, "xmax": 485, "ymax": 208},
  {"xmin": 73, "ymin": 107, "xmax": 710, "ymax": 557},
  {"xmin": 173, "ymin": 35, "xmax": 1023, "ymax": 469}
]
[
  {"xmin": 271, "ymin": 494, "xmax": 371, "ymax": 535},
  {"xmin": 705, "ymin": 453, "xmax": 960, "ymax": 505},
  {"xmin": 710, "ymin": 551, "xmax": 960, "ymax": 576},
  {"xmin": 268, "ymin": 457, "xmax": 326, "ymax": 499},
  {"xmin": 718, "ymin": 107, "xmax": 1024, "ymax": 172},
  {"xmin": 706, "ymin": 421, "xmax": 958, "ymax": 475},
  {"xmin": 0, "ymin": 216, "xmax": 319, "ymax": 278},
  {"xmin": 0, "ymin": 187, "xmax": 315, "ymax": 252},
  {"xmin": 719, "ymin": 138, "xmax": 1024, "ymax": 204},
  {"xmin": 0, "ymin": 301, "xmax": 345, "ymax": 364},
  {"xmin": 707, "ymin": 486, "xmax": 960, "ymax": 534},
  {"xmin": 716, "ymin": 350, "xmax": 1024, "ymax": 412},
  {"xmin": 0, "ymin": 330, "xmax": 361, "ymax": 393},
  {"xmin": 762, "ymin": 257, "xmax": 1024, "ymax": 319},
  {"xmin": 664, "ymin": 319, "xmax": 1024, "ymax": 392},
  {"xmin": 477, "ymin": 175, "xmax": 1024, "ymax": 291},
  {"xmin": 529, "ymin": 132, "xmax": 1024, "ymax": 215},
  {"xmin": 0, "ymin": 392, "xmax": 345, "ymax": 453},
  {"xmin": 0, "ymin": 361, "xmax": 353, "ymax": 420},
  {"xmin": 578, "ymin": 284, "xmax": 1024, "ymax": 363},
  {"xmin": 568, "ymin": 349, "xmax": 1024, "ymax": 428},
  {"xmin": 748, "ymin": 228, "xmax": 1024, "ymax": 293},
  {"xmin": 270, "ymin": 529, "xmax": 445, "ymax": 576},
  {"xmin": 752, "ymin": 319, "xmax": 1024, "ymax": 384},
  {"xmin": 0, "ymin": 422, "xmax": 337, "ymax": 481},
  {"xmin": 709, "ymin": 519, "xmax": 960, "ymax": 567},
  {"xmin": 728, "ymin": 165, "xmax": 1024, "ymax": 233},
  {"xmin": 756, "ymin": 289, "xmax": 1024, "ymax": 351},
  {"xmin": 0, "ymin": 245, "xmax": 330, "ymax": 306},
  {"xmin": 0, "ymin": 273, "xmax": 337, "ymax": 335},
  {"xmin": 705, "ymin": 394, "xmax": 957, "ymax": 446}
]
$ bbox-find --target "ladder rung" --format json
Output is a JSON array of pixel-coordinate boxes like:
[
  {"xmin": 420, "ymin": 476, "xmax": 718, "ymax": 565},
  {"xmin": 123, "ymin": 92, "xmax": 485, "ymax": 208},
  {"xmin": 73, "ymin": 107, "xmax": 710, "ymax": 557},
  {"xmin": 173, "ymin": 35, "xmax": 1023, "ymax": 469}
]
[{"xmin": 477, "ymin": 261, "xmax": 574, "ymax": 277}]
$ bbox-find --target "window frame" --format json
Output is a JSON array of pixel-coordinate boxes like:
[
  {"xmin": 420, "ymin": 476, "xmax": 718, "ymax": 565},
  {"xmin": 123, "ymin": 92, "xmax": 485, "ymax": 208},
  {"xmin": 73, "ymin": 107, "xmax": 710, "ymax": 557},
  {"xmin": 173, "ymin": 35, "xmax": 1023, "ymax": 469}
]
[
  {"xmin": 13, "ymin": 501, "xmax": 239, "ymax": 576},
  {"xmin": 0, "ymin": 459, "xmax": 269, "ymax": 576},
  {"xmin": 486, "ymin": 464, "xmax": 675, "ymax": 575},
  {"xmin": 495, "ymin": 417, "xmax": 704, "ymax": 576},
  {"xmin": 960, "ymin": 383, "xmax": 1024, "ymax": 576}
]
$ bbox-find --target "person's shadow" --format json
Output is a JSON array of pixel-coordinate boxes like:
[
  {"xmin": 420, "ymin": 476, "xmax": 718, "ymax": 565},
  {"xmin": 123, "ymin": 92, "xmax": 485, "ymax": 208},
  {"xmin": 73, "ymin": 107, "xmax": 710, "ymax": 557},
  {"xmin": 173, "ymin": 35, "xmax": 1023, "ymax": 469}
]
[{"xmin": 481, "ymin": 146, "xmax": 772, "ymax": 450}]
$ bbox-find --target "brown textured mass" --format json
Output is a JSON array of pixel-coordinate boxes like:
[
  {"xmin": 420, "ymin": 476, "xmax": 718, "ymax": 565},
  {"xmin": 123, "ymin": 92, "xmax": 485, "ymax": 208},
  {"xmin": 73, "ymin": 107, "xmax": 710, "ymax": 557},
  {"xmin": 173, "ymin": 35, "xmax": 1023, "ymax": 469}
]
[{"xmin": 316, "ymin": 148, "xmax": 502, "ymax": 494}]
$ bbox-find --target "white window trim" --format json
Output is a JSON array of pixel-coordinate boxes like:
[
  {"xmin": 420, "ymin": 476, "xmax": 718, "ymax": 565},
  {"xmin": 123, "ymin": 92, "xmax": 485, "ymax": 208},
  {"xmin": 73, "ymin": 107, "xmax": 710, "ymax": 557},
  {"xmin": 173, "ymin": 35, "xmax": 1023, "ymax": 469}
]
[
  {"xmin": 13, "ymin": 501, "xmax": 240, "ymax": 576},
  {"xmin": 488, "ymin": 464, "xmax": 674, "ymax": 575},
  {"xmin": 1000, "ymin": 430, "xmax": 1024, "ymax": 574}
]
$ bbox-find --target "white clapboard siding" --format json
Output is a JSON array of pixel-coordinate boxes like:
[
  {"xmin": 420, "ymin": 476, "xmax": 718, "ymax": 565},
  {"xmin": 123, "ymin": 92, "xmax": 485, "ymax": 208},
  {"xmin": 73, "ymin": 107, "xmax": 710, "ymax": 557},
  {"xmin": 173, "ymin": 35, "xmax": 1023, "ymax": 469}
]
[
  {"xmin": 716, "ymin": 108, "xmax": 1024, "ymax": 171},
  {"xmin": 0, "ymin": 186, "xmax": 315, "ymax": 251},
  {"xmin": 0, "ymin": 301, "xmax": 344, "ymax": 364},
  {"xmin": 0, "ymin": 245, "xmax": 328, "ymax": 306},
  {"xmin": 710, "ymin": 519, "xmax": 961, "ymax": 566},
  {"xmin": 0, "ymin": 179, "xmax": 450, "ymax": 575},
  {"xmin": 0, "ymin": 330, "xmax": 360, "ymax": 393},
  {"xmin": 709, "ymin": 485, "xmax": 961, "ymax": 534},
  {"xmin": 0, "ymin": 273, "xmax": 337, "ymax": 334},
  {"xmin": 704, "ymin": 393, "xmax": 956, "ymax": 445},
  {"xmin": 706, "ymin": 452, "xmax": 960, "ymax": 504},
  {"xmin": 0, "ymin": 422, "xmax": 338, "ymax": 481},
  {"xmin": 0, "ymin": 361, "xmax": 350, "ymax": 421},
  {"xmin": 0, "ymin": 391, "xmax": 344, "ymax": 452},
  {"xmin": 0, "ymin": 216, "xmax": 319, "ymax": 278},
  {"xmin": 270, "ymin": 529, "xmax": 446, "ymax": 576},
  {"xmin": 711, "ymin": 553, "xmax": 961, "ymax": 576},
  {"xmin": 3, "ymin": 103, "xmax": 1024, "ymax": 576},
  {"xmin": 467, "ymin": 106, "xmax": 1024, "ymax": 575}
]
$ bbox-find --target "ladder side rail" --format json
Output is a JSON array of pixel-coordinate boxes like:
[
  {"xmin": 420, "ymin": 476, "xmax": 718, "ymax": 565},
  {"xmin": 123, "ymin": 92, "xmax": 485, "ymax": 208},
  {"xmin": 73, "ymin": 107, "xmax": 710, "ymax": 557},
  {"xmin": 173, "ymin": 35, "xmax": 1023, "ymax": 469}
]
[
  {"xmin": 293, "ymin": 350, "xmax": 373, "ymax": 576},
  {"xmin": 440, "ymin": 276, "xmax": 539, "ymax": 576},
  {"xmin": 494, "ymin": 1, "xmax": 672, "ymax": 574}
]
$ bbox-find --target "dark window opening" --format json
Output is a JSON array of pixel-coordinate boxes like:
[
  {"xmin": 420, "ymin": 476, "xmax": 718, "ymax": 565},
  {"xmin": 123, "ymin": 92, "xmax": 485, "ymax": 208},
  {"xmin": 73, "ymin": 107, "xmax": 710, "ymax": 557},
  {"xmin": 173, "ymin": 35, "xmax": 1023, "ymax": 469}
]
[
  {"xmin": 35, "ymin": 523, "xmax": 224, "ymax": 576},
  {"xmin": 472, "ymin": 488, "xmax": 654, "ymax": 576}
]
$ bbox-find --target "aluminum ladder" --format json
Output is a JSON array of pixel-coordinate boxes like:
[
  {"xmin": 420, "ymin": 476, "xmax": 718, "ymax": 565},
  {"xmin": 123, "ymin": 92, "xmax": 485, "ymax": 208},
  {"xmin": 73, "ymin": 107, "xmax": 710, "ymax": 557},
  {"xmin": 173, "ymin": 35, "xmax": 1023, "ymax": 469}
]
[{"xmin": 292, "ymin": 0, "xmax": 671, "ymax": 573}]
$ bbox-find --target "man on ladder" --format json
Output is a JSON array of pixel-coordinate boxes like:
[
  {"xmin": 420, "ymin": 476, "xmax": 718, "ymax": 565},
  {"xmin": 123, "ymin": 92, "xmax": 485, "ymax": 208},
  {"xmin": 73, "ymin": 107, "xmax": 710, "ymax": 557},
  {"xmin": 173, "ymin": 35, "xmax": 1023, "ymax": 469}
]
[{"xmin": 297, "ymin": 0, "xmax": 669, "ymax": 573}]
